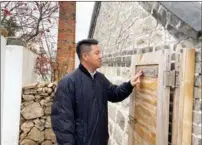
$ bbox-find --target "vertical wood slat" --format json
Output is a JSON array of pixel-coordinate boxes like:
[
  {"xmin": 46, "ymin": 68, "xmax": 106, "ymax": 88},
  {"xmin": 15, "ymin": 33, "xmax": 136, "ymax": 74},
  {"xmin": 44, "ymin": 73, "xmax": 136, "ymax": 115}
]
[
  {"xmin": 172, "ymin": 48, "xmax": 195, "ymax": 145},
  {"xmin": 156, "ymin": 50, "xmax": 170, "ymax": 145},
  {"xmin": 128, "ymin": 57, "xmax": 137, "ymax": 145}
]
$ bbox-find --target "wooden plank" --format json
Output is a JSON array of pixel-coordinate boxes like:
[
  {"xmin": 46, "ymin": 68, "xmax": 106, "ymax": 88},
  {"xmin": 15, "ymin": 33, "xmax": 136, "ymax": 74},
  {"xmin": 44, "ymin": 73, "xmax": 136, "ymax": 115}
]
[
  {"xmin": 134, "ymin": 123, "xmax": 156, "ymax": 145},
  {"xmin": 136, "ymin": 92, "xmax": 157, "ymax": 106},
  {"xmin": 134, "ymin": 104, "xmax": 157, "ymax": 127},
  {"xmin": 156, "ymin": 50, "xmax": 170, "ymax": 145},
  {"xmin": 138, "ymin": 88, "xmax": 157, "ymax": 97},
  {"xmin": 171, "ymin": 88, "xmax": 180, "ymax": 145},
  {"xmin": 139, "ymin": 77, "xmax": 158, "ymax": 91},
  {"xmin": 134, "ymin": 132, "xmax": 149, "ymax": 145},
  {"xmin": 135, "ymin": 116, "xmax": 156, "ymax": 133},
  {"xmin": 175, "ymin": 48, "xmax": 195, "ymax": 145},
  {"xmin": 128, "ymin": 62, "xmax": 137, "ymax": 145}
]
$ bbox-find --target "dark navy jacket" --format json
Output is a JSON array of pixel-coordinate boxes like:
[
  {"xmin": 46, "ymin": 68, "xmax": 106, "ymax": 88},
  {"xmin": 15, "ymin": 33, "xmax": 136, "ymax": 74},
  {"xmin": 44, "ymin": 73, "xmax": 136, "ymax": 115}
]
[{"xmin": 51, "ymin": 64, "xmax": 133, "ymax": 145}]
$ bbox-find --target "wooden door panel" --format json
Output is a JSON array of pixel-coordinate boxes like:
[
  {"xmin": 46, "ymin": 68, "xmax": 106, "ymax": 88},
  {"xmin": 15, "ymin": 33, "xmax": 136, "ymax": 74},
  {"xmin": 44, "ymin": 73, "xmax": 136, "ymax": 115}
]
[
  {"xmin": 133, "ymin": 65, "xmax": 158, "ymax": 145},
  {"xmin": 128, "ymin": 50, "xmax": 170, "ymax": 145}
]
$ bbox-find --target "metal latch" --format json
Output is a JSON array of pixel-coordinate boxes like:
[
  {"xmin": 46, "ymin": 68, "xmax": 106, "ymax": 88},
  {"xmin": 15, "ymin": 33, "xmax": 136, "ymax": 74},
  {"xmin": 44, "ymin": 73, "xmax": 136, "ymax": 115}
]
[{"xmin": 164, "ymin": 70, "xmax": 179, "ymax": 88}]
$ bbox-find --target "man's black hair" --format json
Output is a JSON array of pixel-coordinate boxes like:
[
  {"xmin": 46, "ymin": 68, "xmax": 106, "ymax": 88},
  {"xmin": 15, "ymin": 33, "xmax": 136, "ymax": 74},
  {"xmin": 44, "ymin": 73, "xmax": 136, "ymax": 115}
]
[{"xmin": 76, "ymin": 39, "xmax": 98, "ymax": 59}]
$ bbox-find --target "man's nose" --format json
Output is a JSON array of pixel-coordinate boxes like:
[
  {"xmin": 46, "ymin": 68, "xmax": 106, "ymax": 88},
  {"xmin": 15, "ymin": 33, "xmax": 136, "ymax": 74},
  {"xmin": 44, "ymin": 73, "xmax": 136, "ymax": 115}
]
[{"xmin": 99, "ymin": 53, "xmax": 102, "ymax": 59}]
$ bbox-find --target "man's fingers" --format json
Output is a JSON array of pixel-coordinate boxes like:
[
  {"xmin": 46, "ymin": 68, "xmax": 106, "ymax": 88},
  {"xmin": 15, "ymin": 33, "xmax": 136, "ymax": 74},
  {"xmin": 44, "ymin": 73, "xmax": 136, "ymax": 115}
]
[
  {"xmin": 136, "ymin": 70, "xmax": 143, "ymax": 76},
  {"xmin": 135, "ymin": 77, "xmax": 141, "ymax": 86},
  {"xmin": 134, "ymin": 70, "xmax": 143, "ymax": 80}
]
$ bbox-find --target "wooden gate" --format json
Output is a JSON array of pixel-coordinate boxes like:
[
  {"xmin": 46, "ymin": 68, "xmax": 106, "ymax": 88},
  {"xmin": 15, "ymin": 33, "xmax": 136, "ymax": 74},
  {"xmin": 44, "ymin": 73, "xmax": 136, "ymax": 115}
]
[{"xmin": 128, "ymin": 50, "xmax": 171, "ymax": 145}]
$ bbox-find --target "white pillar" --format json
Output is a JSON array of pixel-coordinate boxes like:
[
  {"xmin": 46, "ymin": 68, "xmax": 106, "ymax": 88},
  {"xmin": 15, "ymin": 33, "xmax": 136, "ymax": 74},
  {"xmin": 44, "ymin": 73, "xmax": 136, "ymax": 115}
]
[
  {"xmin": 2, "ymin": 43, "xmax": 23, "ymax": 145},
  {"xmin": 1, "ymin": 35, "xmax": 7, "ymax": 128}
]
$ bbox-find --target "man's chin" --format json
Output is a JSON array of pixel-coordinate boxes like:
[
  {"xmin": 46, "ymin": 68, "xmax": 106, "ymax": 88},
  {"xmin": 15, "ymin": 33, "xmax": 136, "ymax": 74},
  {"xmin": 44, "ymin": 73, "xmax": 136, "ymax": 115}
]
[{"xmin": 96, "ymin": 64, "xmax": 102, "ymax": 68}]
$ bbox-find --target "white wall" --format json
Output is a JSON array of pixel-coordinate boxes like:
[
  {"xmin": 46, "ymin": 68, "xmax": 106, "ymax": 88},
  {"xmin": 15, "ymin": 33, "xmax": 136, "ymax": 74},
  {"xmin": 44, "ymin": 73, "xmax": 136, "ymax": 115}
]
[
  {"xmin": 2, "ymin": 44, "xmax": 24, "ymax": 145},
  {"xmin": 22, "ymin": 47, "xmax": 42, "ymax": 86}
]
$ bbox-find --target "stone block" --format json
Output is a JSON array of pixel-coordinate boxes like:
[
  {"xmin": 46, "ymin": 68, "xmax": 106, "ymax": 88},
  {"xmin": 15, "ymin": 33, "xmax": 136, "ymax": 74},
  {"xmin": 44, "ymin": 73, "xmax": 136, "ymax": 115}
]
[
  {"xmin": 21, "ymin": 102, "xmax": 44, "ymax": 120},
  {"xmin": 21, "ymin": 121, "xmax": 34, "ymax": 133},
  {"xmin": 133, "ymin": 18, "xmax": 144, "ymax": 36},
  {"xmin": 45, "ymin": 116, "xmax": 52, "ymax": 128},
  {"xmin": 170, "ymin": 13, "xmax": 180, "ymax": 27},
  {"xmin": 116, "ymin": 111, "xmax": 125, "ymax": 130},
  {"xmin": 193, "ymin": 111, "xmax": 202, "ymax": 125},
  {"xmin": 195, "ymin": 62, "xmax": 202, "ymax": 74},
  {"xmin": 192, "ymin": 134, "xmax": 202, "ymax": 145},
  {"xmin": 122, "ymin": 97, "xmax": 130, "ymax": 109},
  {"xmin": 194, "ymin": 87, "xmax": 202, "ymax": 99},
  {"xmin": 27, "ymin": 127, "xmax": 44, "ymax": 143},
  {"xmin": 158, "ymin": 6, "xmax": 167, "ymax": 26},
  {"xmin": 150, "ymin": 30, "xmax": 165, "ymax": 45},
  {"xmin": 23, "ymin": 83, "xmax": 38, "ymax": 89},
  {"xmin": 195, "ymin": 75, "xmax": 201, "ymax": 87},
  {"xmin": 142, "ymin": 16, "xmax": 157, "ymax": 33},
  {"xmin": 195, "ymin": 52, "xmax": 202, "ymax": 62},
  {"xmin": 24, "ymin": 89, "xmax": 37, "ymax": 95},
  {"xmin": 45, "ymin": 106, "xmax": 52, "ymax": 115},
  {"xmin": 113, "ymin": 126, "xmax": 123, "ymax": 145},
  {"xmin": 136, "ymin": 35, "xmax": 149, "ymax": 48},
  {"xmin": 192, "ymin": 123, "xmax": 202, "ymax": 136},
  {"xmin": 20, "ymin": 139, "xmax": 37, "ymax": 145},
  {"xmin": 108, "ymin": 104, "xmax": 117, "ymax": 121},
  {"xmin": 138, "ymin": 2, "xmax": 153, "ymax": 13},
  {"xmin": 108, "ymin": 121, "xmax": 113, "ymax": 135},
  {"xmin": 122, "ymin": 134, "xmax": 128, "ymax": 145},
  {"xmin": 34, "ymin": 118, "xmax": 45, "ymax": 131},
  {"xmin": 177, "ymin": 21, "xmax": 198, "ymax": 39},
  {"xmin": 44, "ymin": 129, "xmax": 56, "ymax": 143},
  {"xmin": 41, "ymin": 140, "xmax": 52, "ymax": 145},
  {"xmin": 23, "ymin": 95, "xmax": 35, "ymax": 101},
  {"xmin": 108, "ymin": 138, "xmax": 116, "ymax": 145},
  {"xmin": 194, "ymin": 99, "xmax": 202, "ymax": 111}
]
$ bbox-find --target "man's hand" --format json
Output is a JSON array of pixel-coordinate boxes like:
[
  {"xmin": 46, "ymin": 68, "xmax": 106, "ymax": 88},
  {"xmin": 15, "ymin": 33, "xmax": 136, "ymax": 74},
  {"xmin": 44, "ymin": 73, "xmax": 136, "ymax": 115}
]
[{"xmin": 130, "ymin": 70, "xmax": 143, "ymax": 87}]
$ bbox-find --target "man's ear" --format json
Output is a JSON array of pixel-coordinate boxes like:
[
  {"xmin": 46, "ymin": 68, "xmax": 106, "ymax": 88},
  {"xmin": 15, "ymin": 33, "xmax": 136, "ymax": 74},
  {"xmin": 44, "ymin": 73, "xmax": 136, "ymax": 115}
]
[{"xmin": 82, "ymin": 53, "xmax": 88, "ymax": 61}]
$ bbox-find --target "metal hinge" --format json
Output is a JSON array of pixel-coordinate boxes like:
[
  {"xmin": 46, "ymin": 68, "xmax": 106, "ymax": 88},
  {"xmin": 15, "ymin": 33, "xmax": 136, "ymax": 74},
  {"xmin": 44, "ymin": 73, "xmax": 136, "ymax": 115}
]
[{"xmin": 164, "ymin": 70, "xmax": 179, "ymax": 88}]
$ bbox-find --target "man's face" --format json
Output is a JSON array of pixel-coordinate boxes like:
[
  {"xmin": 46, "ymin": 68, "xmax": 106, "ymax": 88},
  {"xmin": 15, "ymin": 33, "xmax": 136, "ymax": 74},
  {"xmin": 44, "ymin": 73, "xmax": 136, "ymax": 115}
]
[{"xmin": 83, "ymin": 45, "xmax": 102, "ymax": 69}]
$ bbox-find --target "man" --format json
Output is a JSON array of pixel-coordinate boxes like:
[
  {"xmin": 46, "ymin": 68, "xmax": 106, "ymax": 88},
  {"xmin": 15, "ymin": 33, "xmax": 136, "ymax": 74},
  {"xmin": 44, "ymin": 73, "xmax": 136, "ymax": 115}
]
[{"xmin": 51, "ymin": 39, "xmax": 143, "ymax": 145}]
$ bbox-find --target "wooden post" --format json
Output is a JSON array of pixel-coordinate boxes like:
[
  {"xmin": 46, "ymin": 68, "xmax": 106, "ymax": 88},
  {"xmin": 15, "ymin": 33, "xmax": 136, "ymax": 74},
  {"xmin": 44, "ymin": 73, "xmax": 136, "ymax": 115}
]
[{"xmin": 173, "ymin": 48, "xmax": 195, "ymax": 145}]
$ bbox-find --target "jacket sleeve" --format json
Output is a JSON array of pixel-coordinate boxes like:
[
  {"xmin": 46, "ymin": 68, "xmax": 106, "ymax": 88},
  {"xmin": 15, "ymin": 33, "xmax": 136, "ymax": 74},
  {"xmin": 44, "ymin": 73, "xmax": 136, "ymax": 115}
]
[
  {"xmin": 103, "ymin": 75, "xmax": 134, "ymax": 102},
  {"xmin": 51, "ymin": 78, "xmax": 75, "ymax": 145}
]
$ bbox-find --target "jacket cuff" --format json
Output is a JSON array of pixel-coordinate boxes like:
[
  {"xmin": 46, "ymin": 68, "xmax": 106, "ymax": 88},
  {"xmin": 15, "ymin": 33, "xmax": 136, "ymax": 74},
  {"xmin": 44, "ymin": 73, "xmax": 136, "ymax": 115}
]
[{"xmin": 125, "ymin": 81, "xmax": 134, "ymax": 92}]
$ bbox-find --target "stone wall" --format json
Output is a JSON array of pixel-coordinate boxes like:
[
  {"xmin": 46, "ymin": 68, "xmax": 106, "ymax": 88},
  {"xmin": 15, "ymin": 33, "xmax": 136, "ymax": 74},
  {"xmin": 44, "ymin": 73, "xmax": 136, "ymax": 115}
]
[
  {"xmin": 19, "ymin": 82, "xmax": 57, "ymax": 145},
  {"xmin": 92, "ymin": 2, "xmax": 201, "ymax": 145}
]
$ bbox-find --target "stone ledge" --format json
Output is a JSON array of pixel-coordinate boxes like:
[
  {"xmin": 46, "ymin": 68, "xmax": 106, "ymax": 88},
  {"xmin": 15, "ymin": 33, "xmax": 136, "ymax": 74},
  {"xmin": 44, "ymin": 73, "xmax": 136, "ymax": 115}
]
[{"xmin": 7, "ymin": 37, "xmax": 25, "ymax": 46}]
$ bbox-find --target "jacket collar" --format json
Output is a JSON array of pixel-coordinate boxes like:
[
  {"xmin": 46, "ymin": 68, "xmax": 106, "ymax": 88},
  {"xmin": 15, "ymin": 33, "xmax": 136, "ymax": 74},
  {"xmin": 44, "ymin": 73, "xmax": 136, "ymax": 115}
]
[{"xmin": 79, "ymin": 63, "xmax": 97, "ymax": 79}]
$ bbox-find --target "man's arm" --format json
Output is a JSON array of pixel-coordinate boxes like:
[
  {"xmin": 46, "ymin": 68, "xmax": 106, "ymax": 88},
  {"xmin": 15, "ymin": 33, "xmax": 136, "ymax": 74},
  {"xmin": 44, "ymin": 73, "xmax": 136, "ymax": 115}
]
[
  {"xmin": 104, "ymin": 70, "xmax": 143, "ymax": 102},
  {"xmin": 51, "ymin": 78, "xmax": 75, "ymax": 145},
  {"xmin": 104, "ymin": 76, "xmax": 133, "ymax": 102}
]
